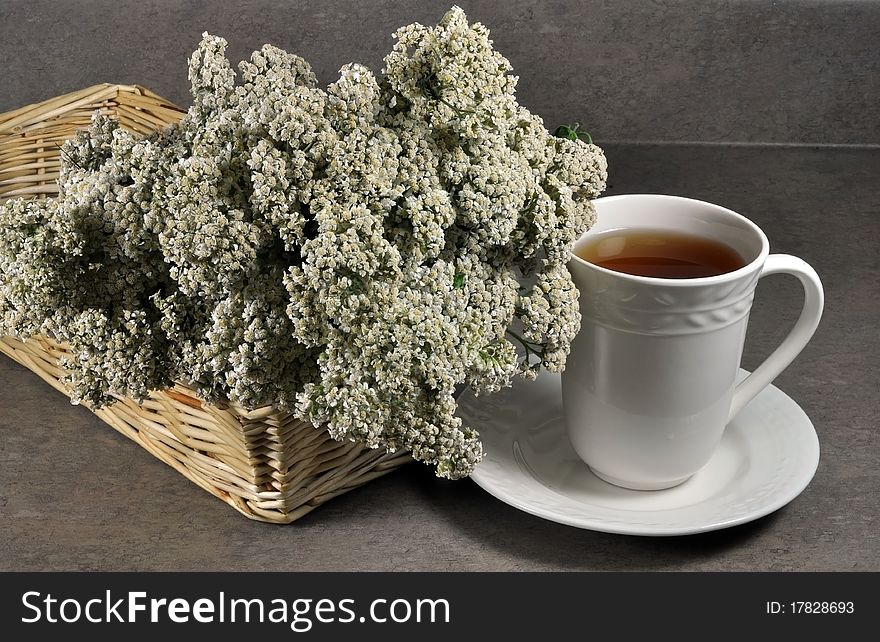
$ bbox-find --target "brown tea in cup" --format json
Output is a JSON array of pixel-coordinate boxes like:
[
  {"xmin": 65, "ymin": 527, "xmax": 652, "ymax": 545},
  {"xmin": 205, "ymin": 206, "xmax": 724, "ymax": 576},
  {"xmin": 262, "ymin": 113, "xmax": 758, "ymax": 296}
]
[{"xmin": 574, "ymin": 229, "xmax": 745, "ymax": 279}]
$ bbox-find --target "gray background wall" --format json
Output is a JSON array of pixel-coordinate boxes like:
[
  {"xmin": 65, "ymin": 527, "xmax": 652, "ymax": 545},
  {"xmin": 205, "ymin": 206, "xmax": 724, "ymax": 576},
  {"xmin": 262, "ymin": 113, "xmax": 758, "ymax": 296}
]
[{"xmin": 1, "ymin": 0, "xmax": 878, "ymax": 145}]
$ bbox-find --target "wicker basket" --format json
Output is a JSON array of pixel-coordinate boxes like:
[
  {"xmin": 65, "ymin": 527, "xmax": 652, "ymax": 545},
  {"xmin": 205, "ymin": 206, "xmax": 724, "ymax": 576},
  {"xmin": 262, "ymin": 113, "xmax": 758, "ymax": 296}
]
[{"xmin": 0, "ymin": 84, "xmax": 411, "ymax": 523}]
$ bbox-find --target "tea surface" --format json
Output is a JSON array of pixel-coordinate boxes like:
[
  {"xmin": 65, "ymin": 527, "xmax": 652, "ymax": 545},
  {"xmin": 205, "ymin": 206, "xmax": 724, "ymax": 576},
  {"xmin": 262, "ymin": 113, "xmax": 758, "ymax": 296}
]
[{"xmin": 575, "ymin": 229, "xmax": 745, "ymax": 278}]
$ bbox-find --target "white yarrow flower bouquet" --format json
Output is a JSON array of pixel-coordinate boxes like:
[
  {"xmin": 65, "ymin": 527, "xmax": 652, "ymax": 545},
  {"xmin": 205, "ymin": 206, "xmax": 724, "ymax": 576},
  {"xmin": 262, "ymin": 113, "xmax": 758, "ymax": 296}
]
[{"xmin": 0, "ymin": 7, "xmax": 606, "ymax": 479}]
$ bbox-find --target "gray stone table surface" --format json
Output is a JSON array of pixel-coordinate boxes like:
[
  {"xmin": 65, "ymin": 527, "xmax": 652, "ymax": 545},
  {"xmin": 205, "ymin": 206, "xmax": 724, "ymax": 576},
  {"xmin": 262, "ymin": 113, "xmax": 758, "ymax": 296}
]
[{"xmin": 1, "ymin": 143, "xmax": 877, "ymax": 571}]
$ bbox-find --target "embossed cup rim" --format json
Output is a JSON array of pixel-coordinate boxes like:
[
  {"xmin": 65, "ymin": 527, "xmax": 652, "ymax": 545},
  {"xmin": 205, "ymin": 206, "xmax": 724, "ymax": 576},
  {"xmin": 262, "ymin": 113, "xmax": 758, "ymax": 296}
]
[{"xmin": 571, "ymin": 194, "xmax": 770, "ymax": 287}]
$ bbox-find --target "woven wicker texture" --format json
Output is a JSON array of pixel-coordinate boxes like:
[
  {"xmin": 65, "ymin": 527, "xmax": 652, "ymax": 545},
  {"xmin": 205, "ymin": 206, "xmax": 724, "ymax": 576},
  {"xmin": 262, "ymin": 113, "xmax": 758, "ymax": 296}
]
[{"xmin": 0, "ymin": 84, "xmax": 410, "ymax": 523}]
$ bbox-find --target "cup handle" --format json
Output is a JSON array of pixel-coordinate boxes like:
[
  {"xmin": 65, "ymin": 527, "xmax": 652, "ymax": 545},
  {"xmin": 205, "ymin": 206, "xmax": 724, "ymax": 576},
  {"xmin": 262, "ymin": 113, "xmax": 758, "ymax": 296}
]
[{"xmin": 728, "ymin": 254, "xmax": 824, "ymax": 421}]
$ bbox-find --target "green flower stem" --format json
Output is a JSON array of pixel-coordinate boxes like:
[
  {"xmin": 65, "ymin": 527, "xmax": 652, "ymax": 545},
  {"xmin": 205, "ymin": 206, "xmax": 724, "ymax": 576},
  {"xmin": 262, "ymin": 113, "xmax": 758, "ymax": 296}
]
[{"xmin": 506, "ymin": 329, "xmax": 546, "ymax": 362}]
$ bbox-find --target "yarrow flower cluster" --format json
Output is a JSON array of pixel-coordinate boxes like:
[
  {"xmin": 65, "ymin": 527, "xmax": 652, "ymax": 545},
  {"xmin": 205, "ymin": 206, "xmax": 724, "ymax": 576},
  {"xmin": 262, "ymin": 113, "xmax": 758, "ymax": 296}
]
[{"xmin": 0, "ymin": 7, "xmax": 606, "ymax": 478}]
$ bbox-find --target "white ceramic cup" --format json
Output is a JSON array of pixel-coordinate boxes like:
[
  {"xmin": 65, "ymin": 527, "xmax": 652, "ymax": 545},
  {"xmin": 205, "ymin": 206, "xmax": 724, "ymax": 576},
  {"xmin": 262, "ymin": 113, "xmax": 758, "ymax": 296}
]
[{"xmin": 563, "ymin": 194, "xmax": 824, "ymax": 490}]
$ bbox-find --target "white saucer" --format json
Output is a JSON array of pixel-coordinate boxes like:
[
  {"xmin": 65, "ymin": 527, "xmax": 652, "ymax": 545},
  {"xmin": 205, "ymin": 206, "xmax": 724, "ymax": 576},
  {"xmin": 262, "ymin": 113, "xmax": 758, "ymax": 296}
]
[{"xmin": 459, "ymin": 369, "xmax": 820, "ymax": 536}]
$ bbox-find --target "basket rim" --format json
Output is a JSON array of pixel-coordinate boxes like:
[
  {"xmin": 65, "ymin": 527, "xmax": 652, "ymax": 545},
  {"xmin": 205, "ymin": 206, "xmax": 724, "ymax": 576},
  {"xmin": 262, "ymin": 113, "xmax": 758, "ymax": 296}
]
[{"xmin": 0, "ymin": 83, "xmax": 185, "ymax": 134}]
